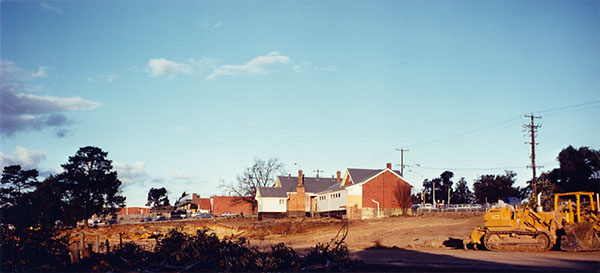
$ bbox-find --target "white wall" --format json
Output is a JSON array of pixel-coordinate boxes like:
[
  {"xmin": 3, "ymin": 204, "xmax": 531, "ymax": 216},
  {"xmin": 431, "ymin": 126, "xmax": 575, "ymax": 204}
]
[
  {"xmin": 316, "ymin": 190, "xmax": 347, "ymax": 212},
  {"xmin": 257, "ymin": 197, "xmax": 287, "ymax": 212},
  {"xmin": 347, "ymin": 184, "xmax": 362, "ymax": 195}
]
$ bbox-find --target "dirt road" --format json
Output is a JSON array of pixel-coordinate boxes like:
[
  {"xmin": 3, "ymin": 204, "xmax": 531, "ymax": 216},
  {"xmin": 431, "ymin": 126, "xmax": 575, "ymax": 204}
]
[{"xmin": 69, "ymin": 213, "xmax": 600, "ymax": 271}]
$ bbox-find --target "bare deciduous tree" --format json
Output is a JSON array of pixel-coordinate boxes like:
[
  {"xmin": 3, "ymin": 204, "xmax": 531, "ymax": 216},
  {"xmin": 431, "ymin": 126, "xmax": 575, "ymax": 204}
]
[
  {"xmin": 220, "ymin": 158, "xmax": 284, "ymax": 211},
  {"xmin": 394, "ymin": 183, "xmax": 412, "ymax": 215}
]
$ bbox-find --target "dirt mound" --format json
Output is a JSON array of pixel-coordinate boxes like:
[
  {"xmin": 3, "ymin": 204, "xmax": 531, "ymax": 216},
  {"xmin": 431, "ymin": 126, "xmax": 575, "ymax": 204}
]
[{"xmin": 63, "ymin": 212, "xmax": 485, "ymax": 252}]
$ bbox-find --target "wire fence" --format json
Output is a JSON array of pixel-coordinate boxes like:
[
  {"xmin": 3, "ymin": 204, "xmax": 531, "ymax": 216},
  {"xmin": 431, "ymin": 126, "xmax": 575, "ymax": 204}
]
[{"xmin": 412, "ymin": 204, "xmax": 491, "ymax": 213}]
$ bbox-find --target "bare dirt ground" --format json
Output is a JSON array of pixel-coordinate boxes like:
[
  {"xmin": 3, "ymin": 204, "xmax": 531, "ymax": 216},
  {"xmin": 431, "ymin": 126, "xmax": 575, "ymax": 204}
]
[{"xmin": 67, "ymin": 212, "xmax": 600, "ymax": 272}]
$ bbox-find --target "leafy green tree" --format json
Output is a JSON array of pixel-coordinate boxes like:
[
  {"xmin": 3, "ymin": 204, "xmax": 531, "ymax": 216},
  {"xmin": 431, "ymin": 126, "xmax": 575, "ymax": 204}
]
[
  {"xmin": 545, "ymin": 146, "xmax": 600, "ymax": 193},
  {"xmin": 451, "ymin": 177, "xmax": 474, "ymax": 204},
  {"xmin": 421, "ymin": 171, "xmax": 455, "ymax": 204},
  {"xmin": 422, "ymin": 178, "xmax": 442, "ymax": 204},
  {"xmin": 473, "ymin": 171, "xmax": 522, "ymax": 204},
  {"xmin": 1, "ymin": 165, "xmax": 40, "ymax": 208},
  {"xmin": 33, "ymin": 175, "xmax": 70, "ymax": 226},
  {"xmin": 1, "ymin": 167, "xmax": 70, "ymax": 272},
  {"xmin": 440, "ymin": 171, "xmax": 454, "ymax": 204},
  {"xmin": 146, "ymin": 187, "xmax": 170, "ymax": 208},
  {"xmin": 60, "ymin": 146, "xmax": 125, "ymax": 227}
]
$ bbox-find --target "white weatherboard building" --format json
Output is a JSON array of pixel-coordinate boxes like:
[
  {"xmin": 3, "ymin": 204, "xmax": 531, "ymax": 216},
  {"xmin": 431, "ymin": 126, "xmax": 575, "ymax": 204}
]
[{"xmin": 256, "ymin": 163, "xmax": 413, "ymax": 220}]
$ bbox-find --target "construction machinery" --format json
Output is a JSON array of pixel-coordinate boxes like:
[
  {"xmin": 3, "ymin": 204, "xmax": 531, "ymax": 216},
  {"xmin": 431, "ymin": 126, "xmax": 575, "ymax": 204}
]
[{"xmin": 464, "ymin": 191, "xmax": 600, "ymax": 252}]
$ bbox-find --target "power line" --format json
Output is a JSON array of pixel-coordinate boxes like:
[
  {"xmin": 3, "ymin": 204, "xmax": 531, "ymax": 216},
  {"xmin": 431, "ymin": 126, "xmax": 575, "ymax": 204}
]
[
  {"xmin": 404, "ymin": 116, "xmax": 522, "ymax": 150},
  {"xmin": 351, "ymin": 101, "xmax": 597, "ymax": 175},
  {"xmin": 536, "ymin": 100, "xmax": 600, "ymax": 116},
  {"xmin": 403, "ymin": 100, "xmax": 600, "ymax": 151},
  {"xmin": 412, "ymin": 165, "xmax": 527, "ymax": 171},
  {"xmin": 348, "ymin": 150, "xmax": 396, "ymax": 167}
]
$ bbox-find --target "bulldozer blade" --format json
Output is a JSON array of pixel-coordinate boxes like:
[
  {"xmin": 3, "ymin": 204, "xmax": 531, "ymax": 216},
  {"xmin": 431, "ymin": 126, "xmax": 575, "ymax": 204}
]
[{"xmin": 561, "ymin": 222, "xmax": 600, "ymax": 252}]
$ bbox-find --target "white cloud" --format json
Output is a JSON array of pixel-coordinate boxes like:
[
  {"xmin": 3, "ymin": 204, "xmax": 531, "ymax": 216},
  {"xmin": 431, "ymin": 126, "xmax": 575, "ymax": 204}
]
[
  {"xmin": 292, "ymin": 61, "xmax": 312, "ymax": 73},
  {"xmin": 292, "ymin": 62, "xmax": 338, "ymax": 74},
  {"xmin": 321, "ymin": 65, "xmax": 338, "ymax": 72},
  {"xmin": 206, "ymin": 51, "xmax": 290, "ymax": 80},
  {"xmin": 31, "ymin": 67, "xmax": 48, "ymax": 78},
  {"xmin": 87, "ymin": 73, "xmax": 119, "ymax": 83},
  {"xmin": 14, "ymin": 93, "xmax": 101, "ymax": 113},
  {"xmin": 1, "ymin": 60, "xmax": 102, "ymax": 137},
  {"xmin": 199, "ymin": 18, "xmax": 223, "ymax": 30},
  {"xmin": 174, "ymin": 127, "xmax": 190, "ymax": 134},
  {"xmin": 212, "ymin": 21, "xmax": 223, "ymax": 29},
  {"xmin": 0, "ymin": 146, "xmax": 47, "ymax": 170},
  {"xmin": 106, "ymin": 74, "xmax": 119, "ymax": 82},
  {"xmin": 171, "ymin": 170, "xmax": 199, "ymax": 181},
  {"xmin": 40, "ymin": 2, "xmax": 63, "ymax": 13},
  {"xmin": 114, "ymin": 161, "xmax": 148, "ymax": 186},
  {"xmin": 146, "ymin": 58, "xmax": 191, "ymax": 78}
]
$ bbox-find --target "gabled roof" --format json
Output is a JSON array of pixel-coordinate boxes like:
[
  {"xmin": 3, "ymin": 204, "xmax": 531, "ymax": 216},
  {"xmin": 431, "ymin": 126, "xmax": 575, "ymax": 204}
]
[
  {"xmin": 257, "ymin": 168, "xmax": 409, "ymax": 197},
  {"xmin": 321, "ymin": 168, "xmax": 405, "ymax": 193},
  {"xmin": 257, "ymin": 187, "xmax": 288, "ymax": 198},
  {"xmin": 347, "ymin": 168, "xmax": 402, "ymax": 184},
  {"xmin": 257, "ymin": 176, "xmax": 338, "ymax": 198}
]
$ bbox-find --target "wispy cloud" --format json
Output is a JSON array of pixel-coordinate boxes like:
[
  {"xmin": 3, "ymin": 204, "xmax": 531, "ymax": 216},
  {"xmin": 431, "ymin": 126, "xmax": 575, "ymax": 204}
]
[
  {"xmin": 87, "ymin": 73, "xmax": 119, "ymax": 83},
  {"xmin": 0, "ymin": 146, "xmax": 47, "ymax": 170},
  {"xmin": 292, "ymin": 61, "xmax": 338, "ymax": 74},
  {"xmin": 114, "ymin": 161, "xmax": 148, "ymax": 186},
  {"xmin": 199, "ymin": 18, "xmax": 223, "ymax": 30},
  {"xmin": 171, "ymin": 170, "xmax": 200, "ymax": 181},
  {"xmin": 292, "ymin": 61, "xmax": 312, "ymax": 73},
  {"xmin": 174, "ymin": 127, "xmax": 190, "ymax": 134},
  {"xmin": 1, "ymin": 61, "xmax": 102, "ymax": 137},
  {"xmin": 146, "ymin": 58, "xmax": 191, "ymax": 78},
  {"xmin": 31, "ymin": 67, "xmax": 48, "ymax": 78},
  {"xmin": 320, "ymin": 65, "xmax": 338, "ymax": 72},
  {"xmin": 40, "ymin": 2, "xmax": 63, "ymax": 13},
  {"xmin": 206, "ymin": 51, "xmax": 290, "ymax": 80}
]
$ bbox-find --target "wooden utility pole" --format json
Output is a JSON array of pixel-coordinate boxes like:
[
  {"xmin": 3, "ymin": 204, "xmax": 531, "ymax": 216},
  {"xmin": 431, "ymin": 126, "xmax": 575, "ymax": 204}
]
[
  {"xmin": 523, "ymin": 114, "xmax": 542, "ymax": 203},
  {"xmin": 396, "ymin": 148, "xmax": 409, "ymax": 177}
]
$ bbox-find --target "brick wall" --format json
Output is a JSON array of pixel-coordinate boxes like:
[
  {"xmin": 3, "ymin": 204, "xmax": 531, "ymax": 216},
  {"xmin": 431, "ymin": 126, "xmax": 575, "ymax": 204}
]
[
  {"xmin": 211, "ymin": 196, "xmax": 255, "ymax": 216},
  {"xmin": 362, "ymin": 170, "xmax": 412, "ymax": 209},
  {"xmin": 286, "ymin": 185, "xmax": 306, "ymax": 217},
  {"xmin": 198, "ymin": 198, "xmax": 211, "ymax": 211},
  {"xmin": 286, "ymin": 170, "xmax": 306, "ymax": 217},
  {"xmin": 118, "ymin": 207, "xmax": 150, "ymax": 215}
]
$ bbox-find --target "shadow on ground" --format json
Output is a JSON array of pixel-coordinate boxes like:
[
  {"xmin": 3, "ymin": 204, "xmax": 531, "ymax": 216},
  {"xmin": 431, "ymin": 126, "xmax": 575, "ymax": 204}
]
[{"xmin": 349, "ymin": 243, "xmax": 600, "ymax": 272}]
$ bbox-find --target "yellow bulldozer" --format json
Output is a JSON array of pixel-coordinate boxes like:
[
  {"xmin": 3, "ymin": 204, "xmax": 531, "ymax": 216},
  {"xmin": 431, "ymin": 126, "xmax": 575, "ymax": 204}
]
[{"xmin": 464, "ymin": 191, "xmax": 600, "ymax": 252}]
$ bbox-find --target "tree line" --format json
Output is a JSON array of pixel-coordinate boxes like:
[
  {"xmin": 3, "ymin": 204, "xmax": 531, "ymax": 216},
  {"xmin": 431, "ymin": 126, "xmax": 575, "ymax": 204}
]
[
  {"xmin": 417, "ymin": 146, "xmax": 599, "ymax": 206},
  {"xmin": 1, "ymin": 146, "xmax": 125, "ymax": 271}
]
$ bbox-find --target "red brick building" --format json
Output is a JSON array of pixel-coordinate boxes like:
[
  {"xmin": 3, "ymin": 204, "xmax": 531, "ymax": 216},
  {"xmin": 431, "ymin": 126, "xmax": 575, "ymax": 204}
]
[
  {"xmin": 175, "ymin": 193, "xmax": 211, "ymax": 213},
  {"xmin": 118, "ymin": 207, "xmax": 150, "ymax": 216},
  {"xmin": 211, "ymin": 196, "xmax": 255, "ymax": 216},
  {"xmin": 174, "ymin": 193, "xmax": 254, "ymax": 217},
  {"xmin": 256, "ymin": 163, "xmax": 412, "ymax": 220}
]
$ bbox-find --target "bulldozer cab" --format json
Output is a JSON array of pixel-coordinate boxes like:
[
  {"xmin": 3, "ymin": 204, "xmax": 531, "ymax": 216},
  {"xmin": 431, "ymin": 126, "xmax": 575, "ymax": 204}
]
[
  {"xmin": 554, "ymin": 192, "xmax": 600, "ymax": 251},
  {"xmin": 554, "ymin": 192, "xmax": 598, "ymax": 224}
]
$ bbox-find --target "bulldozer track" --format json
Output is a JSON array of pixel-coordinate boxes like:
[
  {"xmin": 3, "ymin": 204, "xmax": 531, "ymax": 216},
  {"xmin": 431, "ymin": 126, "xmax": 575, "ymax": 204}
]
[{"xmin": 484, "ymin": 231, "xmax": 552, "ymax": 252}]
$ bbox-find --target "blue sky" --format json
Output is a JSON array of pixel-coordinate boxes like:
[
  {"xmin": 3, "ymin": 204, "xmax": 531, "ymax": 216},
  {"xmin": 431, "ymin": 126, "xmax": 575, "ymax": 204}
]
[{"xmin": 1, "ymin": 0, "xmax": 599, "ymax": 207}]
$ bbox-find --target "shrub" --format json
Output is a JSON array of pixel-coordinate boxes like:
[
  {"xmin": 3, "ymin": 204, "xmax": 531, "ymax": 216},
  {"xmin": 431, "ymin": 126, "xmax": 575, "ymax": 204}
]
[{"xmin": 1, "ymin": 225, "xmax": 70, "ymax": 272}]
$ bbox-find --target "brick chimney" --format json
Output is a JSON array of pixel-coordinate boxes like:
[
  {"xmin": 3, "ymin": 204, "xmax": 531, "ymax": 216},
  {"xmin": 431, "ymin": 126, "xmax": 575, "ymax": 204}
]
[
  {"xmin": 386, "ymin": 163, "xmax": 392, "ymax": 169},
  {"xmin": 289, "ymin": 169, "xmax": 306, "ymax": 218},
  {"xmin": 336, "ymin": 171, "xmax": 341, "ymax": 183},
  {"xmin": 298, "ymin": 170, "xmax": 304, "ymax": 186}
]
